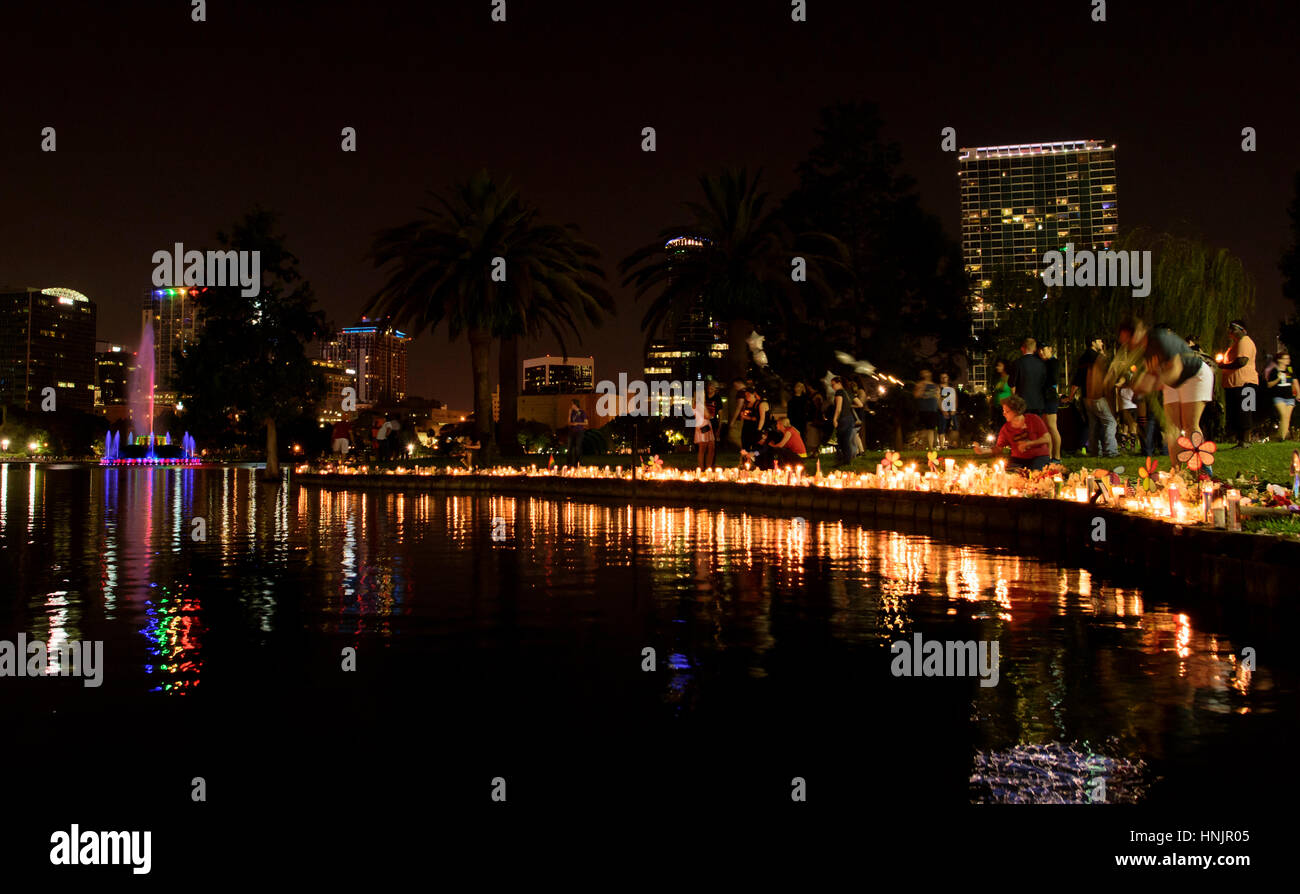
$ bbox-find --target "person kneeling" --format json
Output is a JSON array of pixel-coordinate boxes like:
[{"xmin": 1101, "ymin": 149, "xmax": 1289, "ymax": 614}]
[
  {"xmin": 743, "ymin": 416, "xmax": 806, "ymax": 470},
  {"xmin": 992, "ymin": 395, "xmax": 1052, "ymax": 471}
]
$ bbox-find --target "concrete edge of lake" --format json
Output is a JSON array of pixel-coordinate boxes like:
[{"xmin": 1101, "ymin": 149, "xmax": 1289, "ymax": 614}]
[{"xmin": 296, "ymin": 471, "xmax": 1298, "ymax": 618}]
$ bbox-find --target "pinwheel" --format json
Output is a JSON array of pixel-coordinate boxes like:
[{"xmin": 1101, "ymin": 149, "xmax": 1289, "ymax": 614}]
[
  {"xmin": 1176, "ymin": 432, "xmax": 1216, "ymax": 472},
  {"xmin": 882, "ymin": 450, "xmax": 903, "ymax": 471},
  {"xmin": 926, "ymin": 450, "xmax": 940, "ymax": 473},
  {"xmin": 1138, "ymin": 457, "xmax": 1159, "ymax": 493}
]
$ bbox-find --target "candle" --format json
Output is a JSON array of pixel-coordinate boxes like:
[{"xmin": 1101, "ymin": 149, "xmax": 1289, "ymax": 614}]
[
  {"xmin": 1202, "ymin": 482, "xmax": 1214, "ymax": 523},
  {"xmin": 1075, "ymin": 486, "xmax": 1088, "ymax": 503},
  {"xmin": 1053, "ymin": 476, "xmax": 1063, "ymax": 499},
  {"xmin": 945, "ymin": 458, "xmax": 955, "ymax": 476},
  {"xmin": 1226, "ymin": 489, "xmax": 1241, "ymax": 531},
  {"xmin": 1212, "ymin": 499, "xmax": 1225, "ymax": 528},
  {"xmin": 1167, "ymin": 482, "xmax": 1179, "ymax": 517}
]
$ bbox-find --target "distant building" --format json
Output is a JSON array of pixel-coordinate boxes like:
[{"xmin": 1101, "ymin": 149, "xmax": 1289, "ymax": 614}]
[
  {"xmin": 0, "ymin": 287, "xmax": 97, "ymax": 413},
  {"xmin": 143, "ymin": 286, "xmax": 207, "ymax": 409},
  {"xmin": 523, "ymin": 356, "xmax": 594, "ymax": 394},
  {"xmin": 958, "ymin": 139, "xmax": 1118, "ymax": 390},
  {"xmin": 642, "ymin": 237, "xmax": 726, "ymax": 415},
  {"xmin": 319, "ymin": 319, "xmax": 409, "ymax": 406},
  {"xmin": 312, "ymin": 358, "xmax": 355, "ymax": 423},
  {"xmin": 94, "ymin": 340, "xmax": 134, "ymax": 410},
  {"xmin": 517, "ymin": 392, "xmax": 615, "ymax": 432}
]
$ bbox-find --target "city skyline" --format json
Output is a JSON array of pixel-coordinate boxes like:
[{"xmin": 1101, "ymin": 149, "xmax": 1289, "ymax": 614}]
[{"xmin": 3, "ymin": 0, "xmax": 1296, "ymax": 408}]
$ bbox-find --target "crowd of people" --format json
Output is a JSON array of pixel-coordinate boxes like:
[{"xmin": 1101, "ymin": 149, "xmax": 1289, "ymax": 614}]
[{"xmin": 985, "ymin": 319, "xmax": 1296, "ymax": 470}]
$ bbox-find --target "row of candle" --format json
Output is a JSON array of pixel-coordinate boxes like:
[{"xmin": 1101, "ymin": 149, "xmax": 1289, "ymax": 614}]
[{"xmin": 298, "ymin": 458, "xmax": 1251, "ymax": 530}]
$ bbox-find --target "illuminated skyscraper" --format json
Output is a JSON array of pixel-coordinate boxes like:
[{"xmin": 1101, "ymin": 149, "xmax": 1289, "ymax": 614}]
[
  {"xmin": 319, "ymin": 319, "xmax": 409, "ymax": 406},
  {"xmin": 523, "ymin": 356, "xmax": 594, "ymax": 394},
  {"xmin": 958, "ymin": 139, "xmax": 1118, "ymax": 390},
  {"xmin": 0, "ymin": 287, "xmax": 97, "ymax": 413},
  {"xmin": 142, "ymin": 286, "xmax": 206, "ymax": 408},
  {"xmin": 642, "ymin": 237, "xmax": 727, "ymax": 414}
]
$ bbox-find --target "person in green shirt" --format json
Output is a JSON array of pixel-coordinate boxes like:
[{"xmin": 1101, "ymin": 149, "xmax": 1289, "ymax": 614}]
[{"xmin": 990, "ymin": 359, "xmax": 1013, "ymax": 427}]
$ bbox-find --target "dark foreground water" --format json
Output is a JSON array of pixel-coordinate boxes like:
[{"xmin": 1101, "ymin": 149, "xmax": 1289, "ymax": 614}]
[{"xmin": 2, "ymin": 464, "xmax": 1294, "ymax": 877}]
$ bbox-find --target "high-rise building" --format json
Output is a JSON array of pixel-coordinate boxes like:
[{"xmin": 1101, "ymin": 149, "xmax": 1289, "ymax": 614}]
[
  {"xmin": 642, "ymin": 237, "xmax": 727, "ymax": 415},
  {"xmin": 522, "ymin": 355, "xmax": 595, "ymax": 394},
  {"xmin": 143, "ymin": 286, "xmax": 207, "ymax": 408},
  {"xmin": 94, "ymin": 340, "xmax": 134, "ymax": 410},
  {"xmin": 311, "ymin": 357, "xmax": 356, "ymax": 423},
  {"xmin": 0, "ymin": 287, "xmax": 97, "ymax": 413},
  {"xmin": 319, "ymin": 319, "xmax": 409, "ymax": 406},
  {"xmin": 958, "ymin": 139, "xmax": 1118, "ymax": 390}
]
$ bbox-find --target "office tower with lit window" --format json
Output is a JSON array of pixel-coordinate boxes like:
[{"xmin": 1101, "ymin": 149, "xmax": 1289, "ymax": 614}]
[
  {"xmin": 642, "ymin": 237, "xmax": 727, "ymax": 414},
  {"xmin": 319, "ymin": 319, "xmax": 409, "ymax": 406},
  {"xmin": 143, "ymin": 286, "xmax": 207, "ymax": 408},
  {"xmin": 94, "ymin": 340, "xmax": 134, "ymax": 409},
  {"xmin": 522, "ymin": 355, "xmax": 595, "ymax": 394},
  {"xmin": 0, "ymin": 287, "xmax": 97, "ymax": 413},
  {"xmin": 958, "ymin": 139, "xmax": 1118, "ymax": 390}
]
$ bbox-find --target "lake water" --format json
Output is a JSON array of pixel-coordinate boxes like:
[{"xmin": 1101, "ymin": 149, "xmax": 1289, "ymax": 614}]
[{"xmin": 2, "ymin": 464, "xmax": 1294, "ymax": 855}]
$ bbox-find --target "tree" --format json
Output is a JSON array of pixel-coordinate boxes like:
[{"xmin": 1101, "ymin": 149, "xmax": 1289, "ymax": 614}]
[
  {"xmin": 777, "ymin": 102, "xmax": 972, "ymax": 383},
  {"xmin": 174, "ymin": 208, "xmax": 328, "ymax": 481},
  {"xmin": 620, "ymin": 167, "xmax": 841, "ymax": 443},
  {"xmin": 1280, "ymin": 171, "xmax": 1300, "ymax": 353},
  {"xmin": 366, "ymin": 171, "xmax": 613, "ymax": 457}
]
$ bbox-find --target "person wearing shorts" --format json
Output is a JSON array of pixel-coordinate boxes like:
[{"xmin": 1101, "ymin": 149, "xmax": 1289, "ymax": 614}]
[
  {"xmin": 1160, "ymin": 349, "xmax": 1214, "ymax": 461},
  {"xmin": 1265, "ymin": 351, "xmax": 1296, "ymax": 440}
]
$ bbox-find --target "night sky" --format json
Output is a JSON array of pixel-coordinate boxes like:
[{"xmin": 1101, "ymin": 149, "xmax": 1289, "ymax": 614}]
[{"xmin": 3, "ymin": 0, "xmax": 1297, "ymax": 409}]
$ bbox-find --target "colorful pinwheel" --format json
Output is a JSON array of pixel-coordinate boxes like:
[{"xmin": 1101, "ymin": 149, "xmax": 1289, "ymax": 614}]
[
  {"xmin": 1176, "ymin": 432, "xmax": 1216, "ymax": 472},
  {"xmin": 1138, "ymin": 457, "xmax": 1159, "ymax": 492},
  {"xmin": 926, "ymin": 450, "xmax": 939, "ymax": 473},
  {"xmin": 883, "ymin": 450, "xmax": 903, "ymax": 471}
]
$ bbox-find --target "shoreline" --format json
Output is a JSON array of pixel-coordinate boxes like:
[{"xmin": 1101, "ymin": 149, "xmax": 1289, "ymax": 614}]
[{"xmin": 295, "ymin": 469, "xmax": 1298, "ymax": 621}]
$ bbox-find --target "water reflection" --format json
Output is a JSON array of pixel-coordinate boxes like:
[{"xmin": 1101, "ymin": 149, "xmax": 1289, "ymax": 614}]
[{"xmin": 0, "ymin": 464, "xmax": 1290, "ymax": 803}]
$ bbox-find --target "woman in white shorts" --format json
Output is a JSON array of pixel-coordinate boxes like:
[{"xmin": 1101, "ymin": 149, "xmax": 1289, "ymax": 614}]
[{"xmin": 1161, "ymin": 356, "xmax": 1215, "ymax": 444}]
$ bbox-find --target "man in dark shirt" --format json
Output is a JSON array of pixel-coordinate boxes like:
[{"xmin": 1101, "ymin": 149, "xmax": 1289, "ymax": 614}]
[
  {"xmin": 1068, "ymin": 336, "xmax": 1104, "ymax": 452},
  {"xmin": 1010, "ymin": 338, "xmax": 1046, "ymax": 415}
]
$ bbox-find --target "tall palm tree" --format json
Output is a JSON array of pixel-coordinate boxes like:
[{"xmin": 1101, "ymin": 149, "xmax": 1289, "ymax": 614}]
[
  {"xmin": 366, "ymin": 171, "xmax": 612, "ymax": 456},
  {"xmin": 620, "ymin": 167, "xmax": 842, "ymax": 443}
]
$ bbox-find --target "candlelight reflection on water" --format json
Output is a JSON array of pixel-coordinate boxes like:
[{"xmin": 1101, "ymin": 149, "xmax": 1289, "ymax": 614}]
[{"xmin": 2, "ymin": 465, "xmax": 1291, "ymax": 801}]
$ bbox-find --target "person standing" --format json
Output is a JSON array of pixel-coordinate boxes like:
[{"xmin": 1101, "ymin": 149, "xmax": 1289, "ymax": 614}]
[
  {"xmin": 566, "ymin": 398, "xmax": 587, "ymax": 466},
  {"xmin": 990, "ymin": 359, "xmax": 1013, "ymax": 428},
  {"xmin": 1085, "ymin": 346, "xmax": 1120, "ymax": 458},
  {"xmin": 1264, "ymin": 350, "xmax": 1296, "ymax": 440},
  {"xmin": 1068, "ymin": 336, "xmax": 1104, "ymax": 453},
  {"xmin": 1220, "ymin": 320, "xmax": 1258, "ymax": 448},
  {"xmin": 787, "ymin": 381, "xmax": 810, "ymax": 444},
  {"xmin": 689, "ymin": 384, "xmax": 717, "ymax": 469},
  {"xmin": 830, "ymin": 377, "xmax": 857, "ymax": 466},
  {"xmin": 807, "ymin": 386, "xmax": 826, "ymax": 453},
  {"xmin": 331, "ymin": 417, "xmax": 352, "ymax": 457},
  {"xmin": 938, "ymin": 373, "xmax": 957, "ymax": 448},
  {"xmin": 1037, "ymin": 344, "xmax": 1062, "ymax": 462},
  {"xmin": 913, "ymin": 369, "xmax": 940, "ymax": 449},
  {"xmin": 374, "ymin": 416, "xmax": 390, "ymax": 459},
  {"xmin": 1010, "ymin": 338, "xmax": 1046, "ymax": 415}
]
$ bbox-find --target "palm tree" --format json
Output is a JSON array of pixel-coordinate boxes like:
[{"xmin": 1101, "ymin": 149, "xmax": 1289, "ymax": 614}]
[
  {"xmin": 366, "ymin": 171, "xmax": 613, "ymax": 456},
  {"xmin": 620, "ymin": 167, "xmax": 842, "ymax": 443}
]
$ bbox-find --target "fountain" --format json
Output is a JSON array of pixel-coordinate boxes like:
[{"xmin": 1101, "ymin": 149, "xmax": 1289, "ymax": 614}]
[{"xmin": 102, "ymin": 319, "xmax": 199, "ymax": 465}]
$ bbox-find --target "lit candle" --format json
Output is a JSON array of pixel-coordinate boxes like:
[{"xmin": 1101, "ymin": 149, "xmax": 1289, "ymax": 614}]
[
  {"xmin": 1202, "ymin": 482, "xmax": 1214, "ymax": 523},
  {"xmin": 1226, "ymin": 489, "xmax": 1241, "ymax": 531},
  {"xmin": 1075, "ymin": 486, "xmax": 1088, "ymax": 503},
  {"xmin": 1167, "ymin": 481, "xmax": 1179, "ymax": 518},
  {"xmin": 945, "ymin": 458, "xmax": 955, "ymax": 476},
  {"xmin": 1212, "ymin": 498, "xmax": 1225, "ymax": 528}
]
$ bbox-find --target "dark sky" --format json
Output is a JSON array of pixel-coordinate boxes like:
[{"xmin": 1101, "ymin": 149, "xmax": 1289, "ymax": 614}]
[{"xmin": 3, "ymin": 0, "xmax": 1297, "ymax": 408}]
